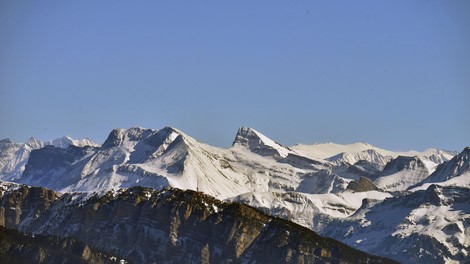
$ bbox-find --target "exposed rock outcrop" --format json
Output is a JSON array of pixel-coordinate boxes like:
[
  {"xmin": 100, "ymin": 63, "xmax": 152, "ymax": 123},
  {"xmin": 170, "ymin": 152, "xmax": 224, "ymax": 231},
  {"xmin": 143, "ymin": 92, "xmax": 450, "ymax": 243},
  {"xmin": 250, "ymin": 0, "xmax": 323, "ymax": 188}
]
[
  {"xmin": 347, "ymin": 177, "xmax": 380, "ymax": 192},
  {"xmin": 0, "ymin": 185, "xmax": 396, "ymax": 264},
  {"xmin": 0, "ymin": 227, "xmax": 124, "ymax": 264}
]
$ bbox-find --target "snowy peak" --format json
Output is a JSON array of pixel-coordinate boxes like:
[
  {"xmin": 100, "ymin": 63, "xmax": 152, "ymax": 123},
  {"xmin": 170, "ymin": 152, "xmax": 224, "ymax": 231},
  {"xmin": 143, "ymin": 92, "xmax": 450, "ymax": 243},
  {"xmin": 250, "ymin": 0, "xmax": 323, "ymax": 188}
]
[
  {"xmin": 0, "ymin": 135, "xmax": 97, "ymax": 182},
  {"xmin": 0, "ymin": 138, "xmax": 14, "ymax": 144},
  {"xmin": 0, "ymin": 138, "xmax": 45, "ymax": 181},
  {"xmin": 20, "ymin": 144, "xmax": 96, "ymax": 188},
  {"xmin": 421, "ymin": 149, "xmax": 454, "ymax": 164},
  {"xmin": 17, "ymin": 126, "xmax": 189, "ymax": 192},
  {"xmin": 102, "ymin": 126, "xmax": 185, "ymax": 150},
  {"xmin": 232, "ymin": 127, "xmax": 291, "ymax": 158},
  {"xmin": 102, "ymin": 127, "xmax": 156, "ymax": 148},
  {"xmin": 26, "ymin": 137, "xmax": 45, "ymax": 149},
  {"xmin": 327, "ymin": 149, "xmax": 391, "ymax": 166},
  {"xmin": 142, "ymin": 126, "xmax": 183, "ymax": 157},
  {"xmin": 291, "ymin": 141, "xmax": 379, "ymax": 160},
  {"xmin": 49, "ymin": 136, "xmax": 99, "ymax": 148},
  {"xmin": 418, "ymin": 146, "xmax": 470, "ymax": 185},
  {"xmin": 382, "ymin": 156, "xmax": 429, "ymax": 175},
  {"xmin": 1, "ymin": 136, "xmax": 97, "ymax": 150},
  {"xmin": 292, "ymin": 142, "xmax": 456, "ymax": 164},
  {"xmin": 374, "ymin": 155, "xmax": 432, "ymax": 191}
]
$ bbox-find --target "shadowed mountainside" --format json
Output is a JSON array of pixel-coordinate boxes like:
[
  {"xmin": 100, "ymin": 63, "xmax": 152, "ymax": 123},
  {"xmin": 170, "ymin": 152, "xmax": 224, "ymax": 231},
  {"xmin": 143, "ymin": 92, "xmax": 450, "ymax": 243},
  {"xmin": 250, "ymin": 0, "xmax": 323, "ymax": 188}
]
[{"xmin": 0, "ymin": 184, "xmax": 397, "ymax": 264}]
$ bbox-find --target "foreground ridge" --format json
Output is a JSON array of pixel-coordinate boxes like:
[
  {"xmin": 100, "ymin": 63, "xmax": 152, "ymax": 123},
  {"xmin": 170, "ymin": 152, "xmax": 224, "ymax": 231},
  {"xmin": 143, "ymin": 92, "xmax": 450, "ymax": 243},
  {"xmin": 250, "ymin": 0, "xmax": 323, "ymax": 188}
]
[
  {"xmin": 0, "ymin": 183, "xmax": 397, "ymax": 264},
  {"xmin": 0, "ymin": 227, "xmax": 125, "ymax": 264}
]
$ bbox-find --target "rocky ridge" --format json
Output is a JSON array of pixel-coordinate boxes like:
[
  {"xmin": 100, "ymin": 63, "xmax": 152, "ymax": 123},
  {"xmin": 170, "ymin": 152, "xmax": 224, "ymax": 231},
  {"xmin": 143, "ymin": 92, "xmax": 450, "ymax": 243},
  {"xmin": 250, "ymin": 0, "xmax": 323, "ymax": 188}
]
[
  {"xmin": 0, "ymin": 227, "xmax": 124, "ymax": 264},
  {"xmin": 0, "ymin": 184, "xmax": 396, "ymax": 264}
]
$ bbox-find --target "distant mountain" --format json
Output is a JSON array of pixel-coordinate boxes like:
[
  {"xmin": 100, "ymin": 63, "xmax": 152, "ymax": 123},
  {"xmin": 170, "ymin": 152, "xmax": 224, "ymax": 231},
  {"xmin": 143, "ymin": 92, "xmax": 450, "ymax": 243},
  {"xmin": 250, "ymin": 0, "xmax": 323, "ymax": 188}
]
[
  {"xmin": 0, "ymin": 137, "xmax": 45, "ymax": 181},
  {"xmin": 15, "ymin": 126, "xmax": 330, "ymax": 199},
  {"xmin": 322, "ymin": 184, "xmax": 470, "ymax": 263},
  {"xmin": 345, "ymin": 160, "xmax": 384, "ymax": 180},
  {"xmin": 232, "ymin": 127, "xmax": 293, "ymax": 158},
  {"xmin": 292, "ymin": 142, "xmax": 454, "ymax": 163},
  {"xmin": 326, "ymin": 149, "xmax": 391, "ymax": 167},
  {"xmin": 0, "ymin": 136, "xmax": 98, "ymax": 182},
  {"xmin": 20, "ymin": 144, "xmax": 99, "ymax": 188},
  {"xmin": 292, "ymin": 142, "xmax": 381, "ymax": 160},
  {"xmin": 411, "ymin": 147, "xmax": 470, "ymax": 190},
  {"xmin": 49, "ymin": 136, "xmax": 100, "ymax": 149},
  {"xmin": 0, "ymin": 125, "xmax": 466, "ymax": 263},
  {"xmin": 374, "ymin": 156, "xmax": 431, "ymax": 191},
  {"xmin": 0, "ymin": 183, "xmax": 396, "ymax": 264},
  {"xmin": 15, "ymin": 126, "xmax": 450, "ymax": 197}
]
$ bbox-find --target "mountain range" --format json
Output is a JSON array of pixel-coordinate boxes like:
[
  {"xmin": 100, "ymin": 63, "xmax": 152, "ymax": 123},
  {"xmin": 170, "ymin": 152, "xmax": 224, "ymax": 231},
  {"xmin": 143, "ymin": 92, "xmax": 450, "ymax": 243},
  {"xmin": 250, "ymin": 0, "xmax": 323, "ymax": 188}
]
[
  {"xmin": 0, "ymin": 182, "xmax": 395, "ymax": 263},
  {"xmin": 0, "ymin": 126, "xmax": 468, "ymax": 263}
]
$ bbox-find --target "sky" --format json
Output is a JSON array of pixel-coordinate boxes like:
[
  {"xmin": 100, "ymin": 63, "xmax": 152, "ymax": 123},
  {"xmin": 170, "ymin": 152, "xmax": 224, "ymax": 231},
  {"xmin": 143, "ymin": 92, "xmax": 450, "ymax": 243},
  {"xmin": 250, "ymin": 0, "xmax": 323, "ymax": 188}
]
[{"xmin": 1, "ymin": 1, "xmax": 469, "ymax": 151}]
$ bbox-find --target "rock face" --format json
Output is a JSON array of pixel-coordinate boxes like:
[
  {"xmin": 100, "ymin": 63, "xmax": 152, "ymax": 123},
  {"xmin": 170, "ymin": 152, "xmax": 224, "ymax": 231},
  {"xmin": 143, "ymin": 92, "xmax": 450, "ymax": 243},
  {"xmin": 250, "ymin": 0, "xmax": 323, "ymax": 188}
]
[
  {"xmin": 0, "ymin": 184, "xmax": 396, "ymax": 264},
  {"xmin": 232, "ymin": 127, "xmax": 292, "ymax": 158},
  {"xmin": 296, "ymin": 170, "xmax": 349, "ymax": 194},
  {"xmin": 417, "ymin": 147, "xmax": 470, "ymax": 186},
  {"xmin": 374, "ymin": 156, "xmax": 431, "ymax": 191},
  {"xmin": 0, "ymin": 185, "xmax": 58, "ymax": 229},
  {"xmin": 347, "ymin": 177, "xmax": 380, "ymax": 192},
  {"xmin": 0, "ymin": 138, "xmax": 45, "ymax": 181},
  {"xmin": 20, "ymin": 145, "xmax": 97, "ymax": 189},
  {"xmin": 0, "ymin": 137, "xmax": 98, "ymax": 182},
  {"xmin": 0, "ymin": 227, "xmax": 122, "ymax": 264},
  {"xmin": 382, "ymin": 156, "xmax": 429, "ymax": 173},
  {"xmin": 50, "ymin": 136, "xmax": 99, "ymax": 149},
  {"xmin": 346, "ymin": 160, "xmax": 384, "ymax": 180}
]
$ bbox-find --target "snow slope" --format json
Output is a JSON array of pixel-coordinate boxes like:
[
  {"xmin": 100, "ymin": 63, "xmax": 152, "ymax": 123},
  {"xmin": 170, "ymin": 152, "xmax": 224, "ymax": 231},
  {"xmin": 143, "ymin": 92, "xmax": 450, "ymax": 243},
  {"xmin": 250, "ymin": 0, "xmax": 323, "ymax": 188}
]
[
  {"xmin": 417, "ymin": 147, "xmax": 470, "ymax": 185},
  {"xmin": 410, "ymin": 147, "xmax": 470, "ymax": 191},
  {"xmin": 230, "ymin": 190, "xmax": 391, "ymax": 232},
  {"xmin": 0, "ymin": 138, "xmax": 43, "ymax": 181},
  {"xmin": 49, "ymin": 136, "xmax": 100, "ymax": 148},
  {"xmin": 374, "ymin": 156, "xmax": 432, "ymax": 191},
  {"xmin": 292, "ymin": 142, "xmax": 454, "ymax": 162},
  {"xmin": 327, "ymin": 149, "xmax": 391, "ymax": 167},
  {"xmin": 322, "ymin": 185, "xmax": 470, "ymax": 263}
]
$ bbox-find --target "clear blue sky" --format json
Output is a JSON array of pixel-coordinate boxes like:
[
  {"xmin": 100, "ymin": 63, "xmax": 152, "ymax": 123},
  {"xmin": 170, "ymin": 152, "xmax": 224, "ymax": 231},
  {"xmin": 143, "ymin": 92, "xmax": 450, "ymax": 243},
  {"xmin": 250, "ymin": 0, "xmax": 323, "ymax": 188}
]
[{"xmin": 1, "ymin": 1, "xmax": 469, "ymax": 151}]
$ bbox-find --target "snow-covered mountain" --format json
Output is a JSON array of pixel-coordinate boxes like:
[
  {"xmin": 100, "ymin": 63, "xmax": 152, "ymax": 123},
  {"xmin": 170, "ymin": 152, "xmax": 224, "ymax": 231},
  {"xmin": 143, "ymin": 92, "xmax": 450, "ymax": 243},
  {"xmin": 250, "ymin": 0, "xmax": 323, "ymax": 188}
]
[
  {"xmin": 292, "ymin": 141, "xmax": 454, "ymax": 164},
  {"xmin": 322, "ymin": 184, "xmax": 470, "ymax": 263},
  {"xmin": 0, "ymin": 138, "xmax": 45, "ymax": 181},
  {"xmin": 17, "ymin": 126, "xmax": 324, "ymax": 199},
  {"xmin": 326, "ymin": 149, "xmax": 391, "ymax": 167},
  {"xmin": 292, "ymin": 141, "xmax": 382, "ymax": 160},
  {"xmin": 0, "ymin": 125, "xmax": 466, "ymax": 263},
  {"xmin": 374, "ymin": 156, "xmax": 432, "ymax": 191},
  {"xmin": 49, "ymin": 136, "xmax": 100, "ymax": 148},
  {"xmin": 411, "ymin": 147, "xmax": 470, "ymax": 190},
  {"xmin": 0, "ymin": 136, "xmax": 98, "ymax": 182},
  {"xmin": 232, "ymin": 127, "xmax": 294, "ymax": 158}
]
